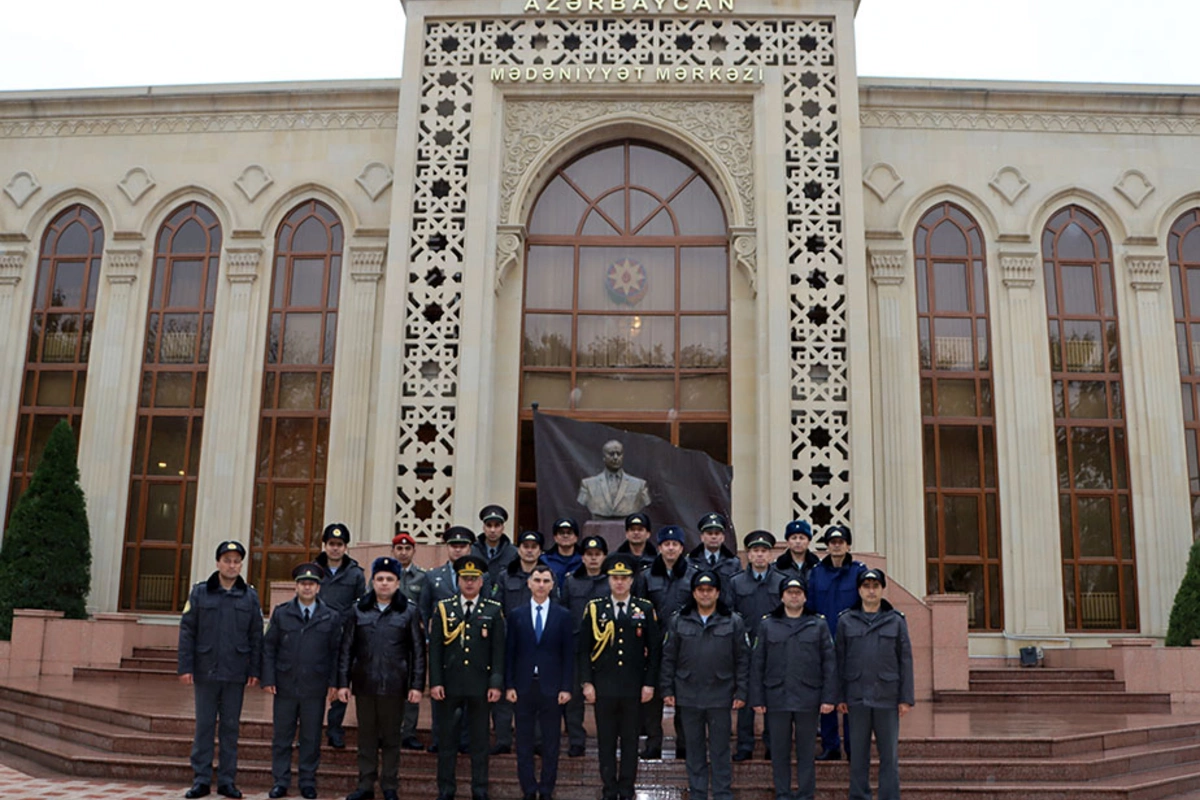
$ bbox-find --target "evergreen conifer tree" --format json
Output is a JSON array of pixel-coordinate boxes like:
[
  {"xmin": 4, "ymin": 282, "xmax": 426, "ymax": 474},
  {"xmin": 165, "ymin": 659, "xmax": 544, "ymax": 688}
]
[
  {"xmin": 0, "ymin": 421, "xmax": 91, "ymax": 639},
  {"xmin": 1166, "ymin": 538, "xmax": 1200, "ymax": 647}
]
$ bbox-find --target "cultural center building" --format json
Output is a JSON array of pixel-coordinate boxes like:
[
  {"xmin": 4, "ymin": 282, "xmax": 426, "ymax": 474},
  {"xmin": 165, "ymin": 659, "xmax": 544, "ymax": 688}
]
[{"xmin": 0, "ymin": 0, "xmax": 1197, "ymax": 654}]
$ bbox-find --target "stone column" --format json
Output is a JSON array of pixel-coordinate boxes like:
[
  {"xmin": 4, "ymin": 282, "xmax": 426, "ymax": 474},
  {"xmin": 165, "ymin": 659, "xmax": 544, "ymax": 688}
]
[
  {"xmin": 324, "ymin": 244, "xmax": 385, "ymax": 538},
  {"xmin": 0, "ymin": 249, "xmax": 29, "ymax": 530},
  {"xmin": 868, "ymin": 248, "xmax": 925, "ymax": 594},
  {"xmin": 192, "ymin": 246, "xmax": 264, "ymax": 583},
  {"xmin": 78, "ymin": 247, "xmax": 145, "ymax": 612},
  {"xmin": 994, "ymin": 251, "xmax": 1062, "ymax": 636},
  {"xmin": 1122, "ymin": 254, "xmax": 1193, "ymax": 636}
]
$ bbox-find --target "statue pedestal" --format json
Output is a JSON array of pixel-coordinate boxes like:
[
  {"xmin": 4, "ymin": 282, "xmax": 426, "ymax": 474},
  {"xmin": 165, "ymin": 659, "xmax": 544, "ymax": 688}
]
[{"xmin": 582, "ymin": 520, "xmax": 627, "ymax": 553}]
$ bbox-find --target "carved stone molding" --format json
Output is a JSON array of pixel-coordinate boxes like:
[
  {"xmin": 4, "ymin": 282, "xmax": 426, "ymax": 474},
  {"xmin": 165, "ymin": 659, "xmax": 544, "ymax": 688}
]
[
  {"xmin": 999, "ymin": 252, "xmax": 1038, "ymax": 288},
  {"xmin": 105, "ymin": 249, "xmax": 142, "ymax": 284},
  {"xmin": 502, "ymin": 99, "xmax": 755, "ymax": 225},
  {"xmin": 3, "ymin": 171, "xmax": 40, "ymax": 208},
  {"xmin": 1114, "ymin": 169, "xmax": 1155, "ymax": 209},
  {"xmin": 861, "ymin": 108, "xmax": 1200, "ymax": 136},
  {"xmin": 1126, "ymin": 254, "xmax": 1165, "ymax": 291},
  {"xmin": 989, "ymin": 166, "xmax": 1030, "ymax": 206},
  {"xmin": 494, "ymin": 225, "xmax": 525, "ymax": 295},
  {"xmin": 349, "ymin": 246, "xmax": 387, "ymax": 282},
  {"xmin": 235, "ymin": 165, "xmax": 273, "ymax": 203},
  {"xmin": 0, "ymin": 111, "xmax": 399, "ymax": 139},
  {"xmin": 868, "ymin": 249, "xmax": 906, "ymax": 286},
  {"xmin": 730, "ymin": 227, "xmax": 758, "ymax": 297},
  {"xmin": 356, "ymin": 162, "xmax": 394, "ymax": 202},
  {"xmin": 863, "ymin": 162, "xmax": 903, "ymax": 203},
  {"xmin": 117, "ymin": 167, "xmax": 156, "ymax": 205},
  {"xmin": 225, "ymin": 247, "xmax": 262, "ymax": 284},
  {"xmin": 0, "ymin": 249, "xmax": 26, "ymax": 286}
]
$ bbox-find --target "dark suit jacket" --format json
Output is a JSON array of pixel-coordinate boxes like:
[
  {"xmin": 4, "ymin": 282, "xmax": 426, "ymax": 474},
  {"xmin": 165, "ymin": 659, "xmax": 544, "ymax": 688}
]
[{"xmin": 505, "ymin": 600, "xmax": 574, "ymax": 696}]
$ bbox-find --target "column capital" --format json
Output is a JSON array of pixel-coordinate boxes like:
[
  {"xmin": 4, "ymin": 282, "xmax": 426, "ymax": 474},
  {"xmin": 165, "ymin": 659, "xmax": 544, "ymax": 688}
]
[
  {"xmin": 1125, "ymin": 253, "xmax": 1165, "ymax": 292},
  {"xmin": 349, "ymin": 245, "xmax": 387, "ymax": 283},
  {"xmin": 0, "ymin": 249, "xmax": 27, "ymax": 286},
  {"xmin": 730, "ymin": 226, "xmax": 758, "ymax": 298},
  {"xmin": 105, "ymin": 249, "xmax": 142, "ymax": 284},
  {"xmin": 225, "ymin": 247, "xmax": 262, "ymax": 284},
  {"xmin": 494, "ymin": 224, "xmax": 526, "ymax": 295},
  {"xmin": 868, "ymin": 248, "xmax": 906, "ymax": 286},
  {"xmin": 999, "ymin": 251, "xmax": 1038, "ymax": 288}
]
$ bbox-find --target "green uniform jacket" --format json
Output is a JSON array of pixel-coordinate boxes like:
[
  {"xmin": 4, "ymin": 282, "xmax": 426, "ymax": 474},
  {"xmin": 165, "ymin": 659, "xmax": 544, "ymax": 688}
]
[
  {"xmin": 429, "ymin": 595, "xmax": 506, "ymax": 695},
  {"xmin": 577, "ymin": 596, "xmax": 661, "ymax": 698}
]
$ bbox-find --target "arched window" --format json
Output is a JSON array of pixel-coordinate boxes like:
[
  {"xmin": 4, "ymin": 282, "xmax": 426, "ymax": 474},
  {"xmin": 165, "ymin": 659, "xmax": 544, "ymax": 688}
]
[
  {"xmin": 914, "ymin": 202, "xmax": 1002, "ymax": 630},
  {"xmin": 7, "ymin": 205, "xmax": 104, "ymax": 522},
  {"xmin": 517, "ymin": 141, "xmax": 730, "ymax": 531},
  {"xmin": 1169, "ymin": 208, "xmax": 1200, "ymax": 540},
  {"xmin": 1043, "ymin": 206, "xmax": 1137, "ymax": 630},
  {"xmin": 120, "ymin": 203, "xmax": 221, "ymax": 612},
  {"xmin": 250, "ymin": 200, "xmax": 342, "ymax": 596}
]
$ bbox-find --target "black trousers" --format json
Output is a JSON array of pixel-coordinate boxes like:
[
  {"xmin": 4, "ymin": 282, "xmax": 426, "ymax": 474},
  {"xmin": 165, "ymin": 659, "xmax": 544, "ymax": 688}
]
[
  {"xmin": 677, "ymin": 706, "xmax": 733, "ymax": 800},
  {"xmin": 594, "ymin": 694, "xmax": 641, "ymax": 800},
  {"xmin": 191, "ymin": 680, "xmax": 245, "ymax": 787},
  {"xmin": 271, "ymin": 693, "xmax": 325, "ymax": 789},
  {"xmin": 514, "ymin": 678, "xmax": 563, "ymax": 796},
  {"xmin": 437, "ymin": 693, "xmax": 491, "ymax": 799},
  {"xmin": 847, "ymin": 705, "xmax": 901, "ymax": 800},
  {"xmin": 354, "ymin": 693, "xmax": 405, "ymax": 792},
  {"xmin": 766, "ymin": 709, "xmax": 819, "ymax": 800}
]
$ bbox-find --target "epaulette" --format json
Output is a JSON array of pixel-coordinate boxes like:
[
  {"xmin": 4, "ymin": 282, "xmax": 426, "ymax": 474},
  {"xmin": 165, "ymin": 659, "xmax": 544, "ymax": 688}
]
[
  {"xmin": 817, "ymin": 613, "xmax": 826, "ymax": 619},
  {"xmin": 896, "ymin": 610, "xmax": 905, "ymax": 617},
  {"xmin": 838, "ymin": 608, "xmax": 851, "ymax": 617},
  {"xmin": 481, "ymin": 598, "xmax": 501, "ymax": 607}
]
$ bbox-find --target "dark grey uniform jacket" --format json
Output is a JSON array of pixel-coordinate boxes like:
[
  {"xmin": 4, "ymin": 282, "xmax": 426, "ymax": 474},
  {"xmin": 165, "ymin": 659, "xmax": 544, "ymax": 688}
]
[
  {"xmin": 660, "ymin": 603, "xmax": 750, "ymax": 709},
  {"xmin": 262, "ymin": 596, "xmax": 341, "ymax": 697},
  {"xmin": 635, "ymin": 556, "xmax": 696, "ymax": 621},
  {"xmin": 177, "ymin": 572, "xmax": 263, "ymax": 683},
  {"xmin": 314, "ymin": 553, "xmax": 366, "ymax": 616},
  {"xmin": 472, "ymin": 535, "xmax": 519, "ymax": 583},
  {"xmin": 562, "ymin": 565, "xmax": 609, "ymax": 632},
  {"xmin": 421, "ymin": 560, "xmax": 458, "ymax": 622},
  {"xmin": 749, "ymin": 607, "xmax": 836, "ymax": 711},
  {"xmin": 338, "ymin": 591, "xmax": 426, "ymax": 697},
  {"xmin": 834, "ymin": 599, "xmax": 915, "ymax": 708},
  {"xmin": 728, "ymin": 565, "xmax": 786, "ymax": 639}
]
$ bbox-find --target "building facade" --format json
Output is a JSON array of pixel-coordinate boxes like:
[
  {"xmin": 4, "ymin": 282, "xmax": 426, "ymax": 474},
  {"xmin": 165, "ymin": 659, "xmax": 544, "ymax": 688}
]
[{"xmin": 0, "ymin": 0, "xmax": 1196, "ymax": 652}]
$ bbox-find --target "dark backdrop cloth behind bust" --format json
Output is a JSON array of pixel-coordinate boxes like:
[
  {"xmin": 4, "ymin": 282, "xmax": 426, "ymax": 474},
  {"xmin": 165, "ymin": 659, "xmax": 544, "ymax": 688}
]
[{"xmin": 533, "ymin": 410, "xmax": 734, "ymax": 551}]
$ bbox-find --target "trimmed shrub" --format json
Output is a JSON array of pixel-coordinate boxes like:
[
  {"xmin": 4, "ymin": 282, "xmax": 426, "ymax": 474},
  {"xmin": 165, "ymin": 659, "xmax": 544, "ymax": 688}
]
[{"xmin": 1166, "ymin": 538, "xmax": 1200, "ymax": 647}]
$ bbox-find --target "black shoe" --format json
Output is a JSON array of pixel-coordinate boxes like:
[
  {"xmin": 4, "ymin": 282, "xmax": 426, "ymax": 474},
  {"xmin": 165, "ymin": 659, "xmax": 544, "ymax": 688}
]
[
  {"xmin": 345, "ymin": 791, "xmax": 374, "ymax": 800},
  {"xmin": 402, "ymin": 735, "xmax": 424, "ymax": 750},
  {"xmin": 269, "ymin": 787, "xmax": 288, "ymax": 799},
  {"xmin": 458, "ymin": 742, "xmax": 470, "ymax": 754},
  {"xmin": 327, "ymin": 735, "xmax": 346, "ymax": 749},
  {"xmin": 674, "ymin": 746, "xmax": 686, "ymax": 760},
  {"xmin": 815, "ymin": 748, "xmax": 842, "ymax": 761},
  {"xmin": 534, "ymin": 745, "xmax": 542, "ymax": 757},
  {"xmin": 427, "ymin": 743, "xmax": 439, "ymax": 753},
  {"xmin": 524, "ymin": 794, "xmax": 538, "ymax": 800},
  {"xmin": 383, "ymin": 791, "xmax": 399, "ymax": 800},
  {"xmin": 638, "ymin": 748, "xmax": 661, "ymax": 760},
  {"xmin": 763, "ymin": 748, "xmax": 771, "ymax": 760},
  {"xmin": 216, "ymin": 786, "xmax": 243, "ymax": 799},
  {"xmin": 300, "ymin": 789, "xmax": 317, "ymax": 800},
  {"xmin": 185, "ymin": 784, "xmax": 210, "ymax": 799},
  {"xmin": 732, "ymin": 749, "xmax": 752, "ymax": 762},
  {"xmin": 489, "ymin": 744, "xmax": 511, "ymax": 755},
  {"xmin": 472, "ymin": 794, "xmax": 490, "ymax": 800},
  {"xmin": 568, "ymin": 745, "xmax": 585, "ymax": 757},
  {"xmin": 538, "ymin": 794, "xmax": 554, "ymax": 800}
]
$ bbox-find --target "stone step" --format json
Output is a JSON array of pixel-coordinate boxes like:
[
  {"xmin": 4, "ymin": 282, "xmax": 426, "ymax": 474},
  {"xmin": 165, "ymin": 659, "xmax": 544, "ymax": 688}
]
[
  {"xmin": 120, "ymin": 657, "xmax": 178, "ymax": 670},
  {"xmin": 131, "ymin": 646, "xmax": 180, "ymax": 659},
  {"xmin": 936, "ymin": 691, "xmax": 1173, "ymax": 710},
  {"xmin": 970, "ymin": 668, "xmax": 1117, "ymax": 681},
  {"xmin": 967, "ymin": 679, "xmax": 1128, "ymax": 693},
  {"xmin": 74, "ymin": 666, "xmax": 179, "ymax": 680}
]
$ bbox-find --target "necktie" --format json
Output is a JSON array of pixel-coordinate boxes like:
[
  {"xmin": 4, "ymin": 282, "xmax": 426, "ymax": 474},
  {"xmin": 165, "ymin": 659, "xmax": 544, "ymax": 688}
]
[
  {"xmin": 465, "ymin": 600, "xmax": 474, "ymax": 617},
  {"xmin": 617, "ymin": 601, "xmax": 627, "ymax": 621},
  {"xmin": 755, "ymin": 573, "xmax": 762, "ymax": 583},
  {"xmin": 489, "ymin": 547, "xmax": 496, "ymax": 560},
  {"xmin": 535, "ymin": 604, "xmax": 544, "ymax": 643},
  {"xmin": 303, "ymin": 607, "xmax": 311, "ymax": 623},
  {"xmin": 708, "ymin": 553, "xmax": 716, "ymax": 567}
]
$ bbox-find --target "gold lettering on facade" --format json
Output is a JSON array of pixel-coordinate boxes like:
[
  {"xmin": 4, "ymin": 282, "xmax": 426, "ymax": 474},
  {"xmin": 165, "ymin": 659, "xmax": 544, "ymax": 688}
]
[
  {"xmin": 523, "ymin": 0, "xmax": 733, "ymax": 11},
  {"xmin": 491, "ymin": 64, "xmax": 760, "ymax": 84}
]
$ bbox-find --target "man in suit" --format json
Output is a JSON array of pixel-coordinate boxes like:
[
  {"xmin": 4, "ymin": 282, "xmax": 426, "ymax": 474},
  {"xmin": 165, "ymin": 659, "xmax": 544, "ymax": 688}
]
[
  {"xmin": 578, "ymin": 553, "xmax": 661, "ymax": 800},
  {"xmin": 429, "ymin": 555, "xmax": 506, "ymax": 800},
  {"xmin": 262, "ymin": 562, "xmax": 341, "ymax": 799},
  {"xmin": 576, "ymin": 440, "xmax": 651, "ymax": 519},
  {"xmin": 505, "ymin": 564, "xmax": 574, "ymax": 800},
  {"xmin": 178, "ymin": 540, "xmax": 263, "ymax": 800},
  {"xmin": 391, "ymin": 532, "xmax": 428, "ymax": 751}
]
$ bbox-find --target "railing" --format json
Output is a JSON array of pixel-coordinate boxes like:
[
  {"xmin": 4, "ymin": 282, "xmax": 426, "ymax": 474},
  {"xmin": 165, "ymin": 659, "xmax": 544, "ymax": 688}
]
[
  {"xmin": 1064, "ymin": 339, "xmax": 1103, "ymax": 372},
  {"xmin": 42, "ymin": 332, "xmax": 76, "ymax": 361},
  {"xmin": 1080, "ymin": 590, "xmax": 1120, "ymax": 629},
  {"xmin": 159, "ymin": 331, "xmax": 197, "ymax": 363},
  {"xmin": 934, "ymin": 336, "xmax": 988, "ymax": 369},
  {"xmin": 137, "ymin": 574, "xmax": 175, "ymax": 611}
]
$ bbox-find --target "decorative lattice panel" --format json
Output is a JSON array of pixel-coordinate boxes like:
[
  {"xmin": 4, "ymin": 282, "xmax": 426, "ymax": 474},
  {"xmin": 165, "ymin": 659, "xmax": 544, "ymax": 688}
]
[{"xmin": 397, "ymin": 14, "xmax": 848, "ymax": 540}]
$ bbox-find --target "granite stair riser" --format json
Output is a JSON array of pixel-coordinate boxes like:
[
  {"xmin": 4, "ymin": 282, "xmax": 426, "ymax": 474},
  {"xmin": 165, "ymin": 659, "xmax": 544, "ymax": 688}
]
[
  {"xmin": 968, "ymin": 680, "xmax": 1127, "ymax": 693},
  {"xmin": 971, "ymin": 669, "xmax": 1117, "ymax": 682},
  {"xmin": 119, "ymin": 658, "xmax": 179, "ymax": 670},
  {"xmin": 937, "ymin": 692, "xmax": 1172, "ymax": 709},
  {"xmin": 74, "ymin": 667, "xmax": 179, "ymax": 680}
]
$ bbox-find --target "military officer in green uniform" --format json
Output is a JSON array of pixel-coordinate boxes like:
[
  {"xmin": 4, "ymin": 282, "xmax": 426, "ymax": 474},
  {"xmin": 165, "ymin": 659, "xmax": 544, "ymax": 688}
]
[
  {"xmin": 429, "ymin": 555, "xmax": 507, "ymax": 800},
  {"xmin": 578, "ymin": 553, "xmax": 662, "ymax": 800}
]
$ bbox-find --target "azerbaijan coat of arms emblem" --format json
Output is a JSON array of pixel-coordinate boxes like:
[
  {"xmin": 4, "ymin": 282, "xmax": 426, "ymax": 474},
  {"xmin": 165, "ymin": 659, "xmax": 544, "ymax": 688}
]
[{"xmin": 605, "ymin": 257, "xmax": 649, "ymax": 305}]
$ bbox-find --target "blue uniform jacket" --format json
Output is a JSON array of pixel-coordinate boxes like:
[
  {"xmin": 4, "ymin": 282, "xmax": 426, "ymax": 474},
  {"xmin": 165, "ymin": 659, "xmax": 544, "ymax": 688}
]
[{"xmin": 806, "ymin": 554, "xmax": 868, "ymax": 636}]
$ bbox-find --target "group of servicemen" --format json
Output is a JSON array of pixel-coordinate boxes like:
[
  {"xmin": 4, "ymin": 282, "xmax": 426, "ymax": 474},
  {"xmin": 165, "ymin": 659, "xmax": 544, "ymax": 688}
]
[{"xmin": 176, "ymin": 506, "xmax": 914, "ymax": 800}]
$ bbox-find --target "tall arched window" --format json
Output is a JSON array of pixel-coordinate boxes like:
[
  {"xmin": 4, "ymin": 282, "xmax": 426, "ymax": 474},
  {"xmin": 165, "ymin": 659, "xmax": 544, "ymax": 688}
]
[
  {"xmin": 517, "ymin": 141, "xmax": 730, "ymax": 531},
  {"xmin": 1169, "ymin": 208, "xmax": 1200, "ymax": 540},
  {"xmin": 120, "ymin": 203, "xmax": 221, "ymax": 612},
  {"xmin": 250, "ymin": 200, "xmax": 342, "ymax": 595},
  {"xmin": 7, "ymin": 205, "xmax": 104, "ymax": 522},
  {"xmin": 1043, "ymin": 206, "xmax": 1137, "ymax": 630},
  {"xmin": 915, "ymin": 202, "xmax": 1002, "ymax": 630}
]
